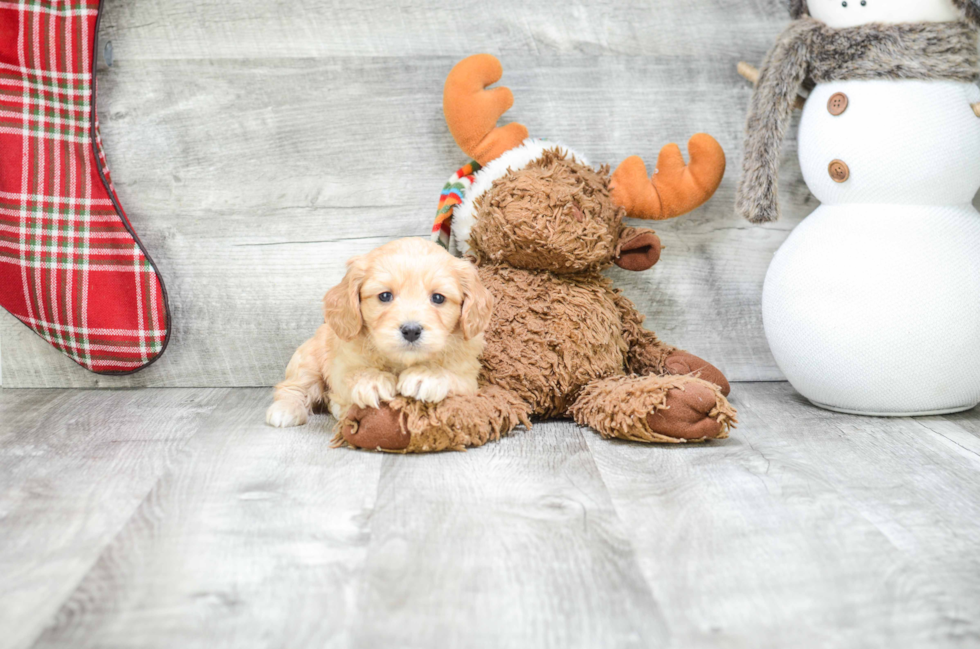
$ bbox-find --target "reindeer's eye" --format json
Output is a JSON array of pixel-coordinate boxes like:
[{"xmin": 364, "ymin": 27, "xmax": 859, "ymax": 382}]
[
  {"xmin": 431, "ymin": 293, "xmax": 446, "ymax": 305},
  {"xmin": 378, "ymin": 292, "xmax": 393, "ymax": 303}
]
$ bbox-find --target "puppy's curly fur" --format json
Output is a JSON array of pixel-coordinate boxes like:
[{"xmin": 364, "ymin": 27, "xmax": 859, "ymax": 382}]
[{"xmin": 266, "ymin": 238, "xmax": 491, "ymax": 428}]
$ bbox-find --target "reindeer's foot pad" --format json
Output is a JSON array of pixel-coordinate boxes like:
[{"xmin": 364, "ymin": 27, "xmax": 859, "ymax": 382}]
[
  {"xmin": 647, "ymin": 383, "xmax": 733, "ymax": 441},
  {"xmin": 664, "ymin": 351, "xmax": 731, "ymax": 396},
  {"xmin": 571, "ymin": 374, "xmax": 737, "ymax": 444},
  {"xmin": 334, "ymin": 385, "xmax": 532, "ymax": 453},
  {"xmin": 336, "ymin": 404, "xmax": 410, "ymax": 451}
]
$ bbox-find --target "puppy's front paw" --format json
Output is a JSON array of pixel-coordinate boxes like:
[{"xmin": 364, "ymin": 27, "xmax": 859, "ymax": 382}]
[
  {"xmin": 398, "ymin": 368, "xmax": 451, "ymax": 403},
  {"xmin": 350, "ymin": 372, "xmax": 398, "ymax": 409},
  {"xmin": 266, "ymin": 400, "xmax": 309, "ymax": 428}
]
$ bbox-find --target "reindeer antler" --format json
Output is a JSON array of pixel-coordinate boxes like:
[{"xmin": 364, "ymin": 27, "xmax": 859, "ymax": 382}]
[
  {"xmin": 443, "ymin": 54, "xmax": 529, "ymax": 165},
  {"xmin": 611, "ymin": 134, "xmax": 726, "ymax": 220}
]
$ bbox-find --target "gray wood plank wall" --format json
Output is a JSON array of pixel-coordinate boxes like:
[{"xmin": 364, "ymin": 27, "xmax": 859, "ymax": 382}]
[{"xmin": 3, "ymin": 0, "xmax": 976, "ymax": 387}]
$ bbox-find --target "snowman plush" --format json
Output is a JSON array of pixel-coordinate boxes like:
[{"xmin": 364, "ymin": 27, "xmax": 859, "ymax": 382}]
[{"xmin": 738, "ymin": 0, "xmax": 980, "ymax": 415}]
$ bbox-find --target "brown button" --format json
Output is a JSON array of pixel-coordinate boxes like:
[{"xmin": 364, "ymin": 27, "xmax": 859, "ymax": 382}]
[
  {"xmin": 829, "ymin": 159, "xmax": 850, "ymax": 183},
  {"xmin": 828, "ymin": 92, "xmax": 848, "ymax": 116}
]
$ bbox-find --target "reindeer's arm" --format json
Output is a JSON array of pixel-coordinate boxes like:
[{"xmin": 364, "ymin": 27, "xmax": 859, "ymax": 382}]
[
  {"xmin": 612, "ymin": 289, "xmax": 731, "ymax": 395},
  {"xmin": 611, "ymin": 289, "xmax": 676, "ymax": 376}
]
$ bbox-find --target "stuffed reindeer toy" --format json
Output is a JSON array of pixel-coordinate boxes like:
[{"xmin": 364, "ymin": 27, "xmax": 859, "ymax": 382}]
[{"xmin": 338, "ymin": 54, "xmax": 735, "ymax": 452}]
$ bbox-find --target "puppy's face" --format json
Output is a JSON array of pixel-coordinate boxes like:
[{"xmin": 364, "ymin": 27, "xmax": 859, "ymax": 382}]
[{"xmin": 323, "ymin": 238, "xmax": 491, "ymax": 363}]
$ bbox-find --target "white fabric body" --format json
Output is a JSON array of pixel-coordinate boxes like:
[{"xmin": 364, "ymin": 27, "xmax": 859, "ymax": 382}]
[
  {"xmin": 449, "ymin": 138, "xmax": 587, "ymax": 257},
  {"xmin": 799, "ymin": 80, "xmax": 980, "ymax": 205},
  {"xmin": 764, "ymin": 78, "xmax": 980, "ymax": 415}
]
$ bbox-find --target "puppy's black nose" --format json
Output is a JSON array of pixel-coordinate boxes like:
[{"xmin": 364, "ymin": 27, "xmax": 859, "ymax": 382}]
[{"xmin": 400, "ymin": 323, "xmax": 423, "ymax": 343}]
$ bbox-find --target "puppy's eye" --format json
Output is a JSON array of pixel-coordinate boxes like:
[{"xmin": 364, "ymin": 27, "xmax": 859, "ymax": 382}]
[
  {"xmin": 378, "ymin": 292, "xmax": 393, "ymax": 303},
  {"xmin": 431, "ymin": 293, "xmax": 446, "ymax": 305}
]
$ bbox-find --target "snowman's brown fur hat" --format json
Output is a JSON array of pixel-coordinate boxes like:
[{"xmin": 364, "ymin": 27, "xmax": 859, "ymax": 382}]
[{"xmin": 791, "ymin": 0, "xmax": 980, "ymax": 26}]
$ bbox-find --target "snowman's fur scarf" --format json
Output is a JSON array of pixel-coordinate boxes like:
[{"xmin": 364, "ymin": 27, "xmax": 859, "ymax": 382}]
[
  {"xmin": 957, "ymin": 0, "xmax": 980, "ymax": 25},
  {"xmin": 790, "ymin": 0, "xmax": 980, "ymax": 25},
  {"xmin": 737, "ymin": 17, "xmax": 979, "ymax": 223}
]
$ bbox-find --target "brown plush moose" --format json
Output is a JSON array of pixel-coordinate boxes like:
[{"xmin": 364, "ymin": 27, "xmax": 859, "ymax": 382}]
[{"xmin": 338, "ymin": 54, "xmax": 735, "ymax": 452}]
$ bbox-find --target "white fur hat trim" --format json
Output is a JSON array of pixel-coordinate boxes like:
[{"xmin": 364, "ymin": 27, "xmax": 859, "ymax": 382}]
[{"xmin": 449, "ymin": 138, "xmax": 588, "ymax": 256}]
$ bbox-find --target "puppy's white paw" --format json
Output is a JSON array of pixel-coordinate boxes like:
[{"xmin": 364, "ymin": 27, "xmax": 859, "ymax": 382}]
[
  {"xmin": 266, "ymin": 400, "xmax": 309, "ymax": 428},
  {"xmin": 350, "ymin": 372, "xmax": 397, "ymax": 408},
  {"xmin": 398, "ymin": 368, "xmax": 451, "ymax": 403}
]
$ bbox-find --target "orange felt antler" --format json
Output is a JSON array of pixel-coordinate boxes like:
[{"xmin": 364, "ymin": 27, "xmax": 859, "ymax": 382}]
[
  {"xmin": 443, "ymin": 54, "xmax": 529, "ymax": 166},
  {"xmin": 611, "ymin": 134, "xmax": 726, "ymax": 220}
]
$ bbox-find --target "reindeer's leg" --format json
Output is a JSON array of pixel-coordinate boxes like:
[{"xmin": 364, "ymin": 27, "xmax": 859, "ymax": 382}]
[
  {"xmin": 570, "ymin": 374, "xmax": 736, "ymax": 443},
  {"xmin": 613, "ymin": 290, "xmax": 730, "ymax": 395},
  {"xmin": 660, "ymin": 351, "xmax": 731, "ymax": 397},
  {"xmin": 336, "ymin": 384, "xmax": 532, "ymax": 453}
]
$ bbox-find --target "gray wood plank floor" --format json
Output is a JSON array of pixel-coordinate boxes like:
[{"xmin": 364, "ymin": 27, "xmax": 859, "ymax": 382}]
[{"xmin": 2, "ymin": 383, "xmax": 979, "ymax": 649}]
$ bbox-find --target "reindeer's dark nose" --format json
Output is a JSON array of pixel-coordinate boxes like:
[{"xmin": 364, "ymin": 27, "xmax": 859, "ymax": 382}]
[{"xmin": 400, "ymin": 323, "xmax": 423, "ymax": 343}]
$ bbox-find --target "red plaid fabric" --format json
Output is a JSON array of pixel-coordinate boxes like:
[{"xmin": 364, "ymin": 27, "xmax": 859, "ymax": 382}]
[{"xmin": 0, "ymin": 0, "xmax": 169, "ymax": 374}]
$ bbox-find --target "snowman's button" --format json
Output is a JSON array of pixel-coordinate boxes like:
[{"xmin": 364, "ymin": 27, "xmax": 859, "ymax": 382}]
[
  {"xmin": 829, "ymin": 159, "xmax": 850, "ymax": 183},
  {"xmin": 827, "ymin": 92, "xmax": 848, "ymax": 116}
]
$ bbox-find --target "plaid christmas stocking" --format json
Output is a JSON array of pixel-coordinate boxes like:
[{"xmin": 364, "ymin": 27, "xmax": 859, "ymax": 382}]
[{"xmin": 0, "ymin": 0, "xmax": 169, "ymax": 374}]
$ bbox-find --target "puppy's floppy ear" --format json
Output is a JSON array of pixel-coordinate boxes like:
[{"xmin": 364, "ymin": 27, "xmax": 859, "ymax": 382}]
[
  {"xmin": 456, "ymin": 259, "xmax": 493, "ymax": 340},
  {"xmin": 323, "ymin": 255, "xmax": 367, "ymax": 341}
]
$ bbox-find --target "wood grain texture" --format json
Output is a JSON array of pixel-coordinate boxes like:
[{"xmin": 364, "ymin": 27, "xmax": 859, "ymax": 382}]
[
  {"xmin": 3, "ymin": 385, "xmax": 980, "ymax": 647},
  {"xmin": 3, "ymin": 0, "xmax": 977, "ymax": 389},
  {"xmin": 29, "ymin": 389, "xmax": 383, "ymax": 649},
  {"xmin": 0, "ymin": 0, "xmax": 801, "ymax": 387},
  {"xmin": 585, "ymin": 382, "xmax": 980, "ymax": 648},
  {"xmin": 0, "ymin": 388, "xmax": 229, "ymax": 649},
  {"xmin": 96, "ymin": 0, "xmax": 788, "ymax": 60},
  {"xmin": 349, "ymin": 426, "xmax": 667, "ymax": 649}
]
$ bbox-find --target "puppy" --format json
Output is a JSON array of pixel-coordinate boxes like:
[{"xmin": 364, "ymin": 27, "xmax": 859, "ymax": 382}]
[{"xmin": 266, "ymin": 237, "xmax": 492, "ymax": 428}]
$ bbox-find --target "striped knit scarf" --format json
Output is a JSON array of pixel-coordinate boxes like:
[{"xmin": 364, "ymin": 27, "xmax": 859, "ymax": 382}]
[{"xmin": 432, "ymin": 160, "xmax": 480, "ymax": 254}]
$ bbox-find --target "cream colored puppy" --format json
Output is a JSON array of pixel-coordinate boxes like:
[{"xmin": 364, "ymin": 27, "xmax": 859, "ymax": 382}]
[{"xmin": 266, "ymin": 237, "xmax": 492, "ymax": 428}]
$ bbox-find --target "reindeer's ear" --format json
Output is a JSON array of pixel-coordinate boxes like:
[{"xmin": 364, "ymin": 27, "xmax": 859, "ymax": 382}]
[
  {"xmin": 444, "ymin": 54, "xmax": 529, "ymax": 165},
  {"xmin": 323, "ymin": 256, "xmax": 367, "ymax": 342},
  {"xmin": 615, "ymin": 228, "xmax": 661, "ymax": 272},
  {"xmin": 456, "ymin": 259, "xmax": 493, "ymax": 340},
  {"xmin": 610, "ymin": 134, "xmax": 726, "ymax": 221},
  {"xmin": 789, "ymin": 0, "xmax": 808, "ymax": 18}
]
